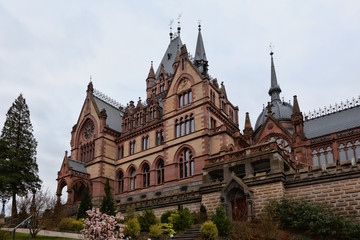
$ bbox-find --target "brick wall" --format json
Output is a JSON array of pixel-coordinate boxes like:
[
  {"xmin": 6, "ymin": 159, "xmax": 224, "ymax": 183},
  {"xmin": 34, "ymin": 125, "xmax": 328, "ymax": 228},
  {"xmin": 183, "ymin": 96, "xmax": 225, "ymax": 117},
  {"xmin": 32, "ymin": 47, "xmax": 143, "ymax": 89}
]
[{"xmin": 286, "ymin": 177, "xmax": 360, "ymax": 221}]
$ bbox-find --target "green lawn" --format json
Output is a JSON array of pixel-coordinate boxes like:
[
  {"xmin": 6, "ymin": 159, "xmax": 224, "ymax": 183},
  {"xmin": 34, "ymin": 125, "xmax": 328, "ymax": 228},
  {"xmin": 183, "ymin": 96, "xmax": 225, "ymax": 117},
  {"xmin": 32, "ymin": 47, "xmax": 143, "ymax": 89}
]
[{"xmin": 0, "ymin": 230, "xmax": 78, "ymax": 240}]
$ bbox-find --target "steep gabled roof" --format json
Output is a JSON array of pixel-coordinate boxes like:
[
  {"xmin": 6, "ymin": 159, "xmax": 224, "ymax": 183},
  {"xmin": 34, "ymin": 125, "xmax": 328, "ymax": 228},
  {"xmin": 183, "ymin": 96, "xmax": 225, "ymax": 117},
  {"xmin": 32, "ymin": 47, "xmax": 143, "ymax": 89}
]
[
  {"xmin": 68, "ymin": 158, "xmax": 87, "ymax": 173},
  {"xmin": 93, "ymin": 91, "xmax": 123, "ymax": 132},
  {"xmin": 304, "ymin": 105, "xmax": 360, "ymax": 138},
  {"xmin": 155, "ymin": 36, "xmax": 182, "ymax": 78}
]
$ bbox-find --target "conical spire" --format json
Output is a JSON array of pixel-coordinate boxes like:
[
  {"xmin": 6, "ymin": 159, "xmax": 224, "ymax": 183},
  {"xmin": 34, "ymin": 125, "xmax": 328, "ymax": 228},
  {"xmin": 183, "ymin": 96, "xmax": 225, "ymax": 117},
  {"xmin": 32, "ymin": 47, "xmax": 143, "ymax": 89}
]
[
  {"xmin": 244, "ymin": 112, "xmax": 252, "ymax": 129},
  {"xmin": 147, "ymin": 61, "xmax": 156, "ymax": 79},
  {"xmin": 268, "ymin": 52, "xmax": 281, "ymax": 102},
  {"xmin": 194, "ymin": 24, "xmax": 208, "ymax": 75},
  {"xmin": 292, "ymin": 95, "xmax": 301, "ymax": 114}
]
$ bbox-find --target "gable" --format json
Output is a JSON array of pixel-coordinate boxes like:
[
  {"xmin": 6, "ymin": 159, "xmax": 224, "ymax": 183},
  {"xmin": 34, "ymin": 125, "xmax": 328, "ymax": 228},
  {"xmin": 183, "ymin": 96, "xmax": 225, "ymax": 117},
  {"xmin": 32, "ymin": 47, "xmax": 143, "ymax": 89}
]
[{"xmin": 255, "ymin": 115, "xmax": 292, "ymax": 144}]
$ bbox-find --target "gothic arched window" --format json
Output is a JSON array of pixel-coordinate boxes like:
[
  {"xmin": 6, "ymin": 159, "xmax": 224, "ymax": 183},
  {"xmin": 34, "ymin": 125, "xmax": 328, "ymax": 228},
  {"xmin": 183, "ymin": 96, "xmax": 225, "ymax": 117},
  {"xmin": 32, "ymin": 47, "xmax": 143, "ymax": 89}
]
[
  {"xmin": 326, "ymin": 146, "xmax": 333, "ymax": 164},
  {"xmin": 339, "ymin": 144, "xmax": 346, "ymax": 162},
  {"xmin": 179, "ymin": 149, "xmax": 194, "ymax": 178},
  {"xmin": 129, "ymin": 168, "xmax": 136, "ymax": 190},
  {"xmin": 142, "ymin": 164, "xmax": 150, "ymax": 188},
  {"xmin": 157, "ymin": 160, "xmax": 164, "ymax": 184},
  {"xmin": 118, "ymin": 171, "xmax": 124, "ymax": 194},
  {"xmin": 312, "ymin": 149, "xmax": 319, "ymax": 166}
]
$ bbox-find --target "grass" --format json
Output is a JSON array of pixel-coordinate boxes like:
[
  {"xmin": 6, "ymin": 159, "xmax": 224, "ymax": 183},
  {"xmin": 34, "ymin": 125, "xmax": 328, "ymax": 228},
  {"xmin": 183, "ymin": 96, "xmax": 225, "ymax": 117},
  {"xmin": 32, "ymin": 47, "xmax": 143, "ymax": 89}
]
[{"xmin": 0, "ymin": 230, "xmax": 78, "ymax": 240}]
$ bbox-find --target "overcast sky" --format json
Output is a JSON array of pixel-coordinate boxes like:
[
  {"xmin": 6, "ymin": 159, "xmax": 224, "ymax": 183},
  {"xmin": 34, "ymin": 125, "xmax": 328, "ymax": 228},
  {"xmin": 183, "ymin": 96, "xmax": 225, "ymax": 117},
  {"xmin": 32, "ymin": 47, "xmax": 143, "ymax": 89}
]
[{"xmin": 1, "ymin": 0, "xmax": 360, "ymax": 210}]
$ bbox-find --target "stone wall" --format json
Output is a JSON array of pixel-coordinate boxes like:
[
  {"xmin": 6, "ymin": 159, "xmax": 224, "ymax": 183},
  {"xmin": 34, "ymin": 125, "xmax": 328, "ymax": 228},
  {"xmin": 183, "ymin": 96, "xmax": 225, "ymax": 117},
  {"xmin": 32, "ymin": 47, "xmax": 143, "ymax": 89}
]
[
  {"xmin": 286, "ymin": 177, "xmax": 360, "ymax": 221},
  {"xmin": 201, "ymin": 191, "xmax": 221, "ymax": 214},
  {"xmin": 250, "ymin": 181, "xmax": 285, "ymax": 216}
]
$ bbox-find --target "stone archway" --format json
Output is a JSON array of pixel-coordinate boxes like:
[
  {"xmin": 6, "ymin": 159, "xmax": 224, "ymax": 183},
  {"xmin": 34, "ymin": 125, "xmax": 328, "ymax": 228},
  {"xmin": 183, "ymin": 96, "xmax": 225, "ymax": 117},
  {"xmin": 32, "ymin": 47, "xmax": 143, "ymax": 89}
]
[
  {"xmin": 221, "ymin": 174, "xmax": 253, "ymax": 221},
  {"xmin": 72, "ymin": 181, "xmax": 86, "ymax": 203}
]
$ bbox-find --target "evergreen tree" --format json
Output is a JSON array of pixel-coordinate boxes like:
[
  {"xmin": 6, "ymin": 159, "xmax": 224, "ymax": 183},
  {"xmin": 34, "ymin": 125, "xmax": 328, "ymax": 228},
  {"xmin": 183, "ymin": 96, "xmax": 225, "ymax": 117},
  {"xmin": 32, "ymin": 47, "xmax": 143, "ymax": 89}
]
[
  {"xmin": 100, "ymin": 179, "xmax": 115, "ymax": 215},
  {"xmin": 0, "ymin": 94, "xmax": 41, "ymax": 217},
  {"xmin": 77, "ymin": 186, "xmax": 92, "ymax": 219}
]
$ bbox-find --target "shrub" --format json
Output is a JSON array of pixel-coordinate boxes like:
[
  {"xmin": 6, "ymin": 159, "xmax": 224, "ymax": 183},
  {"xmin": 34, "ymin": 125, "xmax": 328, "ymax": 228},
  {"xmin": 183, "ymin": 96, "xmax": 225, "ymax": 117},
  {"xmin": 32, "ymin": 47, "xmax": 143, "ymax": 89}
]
[
  {"xmin": 82, "ymin": 209, "xmax": 125, "ymax": 239},
  {"xmin": 149, "ymin": 224, "xmax": 163, "ymax": 238},
  {"xmin": 100, "ymin": 179, "xmax": 116, "ymax": 216},
  {"xmin": 169, "ymin": 207, "xmax": 193, "ymax": 232},
  {"xmin": 58, "ymin": 217, "xmax": 74, "ymax": 231},
  {"xmin": 123, "ymin": 218, "xmax": 141, "ymax": 239},
  {"xmin": 124, "ymin": 206, "xmax": 137, "ymax": 223},
  {"xmin": 77, "ymin": 186, "xmax": 92, "ymax": 219},
  {"xmin": 274, "ymin": 197, "xmax": 360, "ymax": 240},
  {"xmin": 159, "ymin": 223, "xmax": 176, "ymax": 236},
  {"xmin": 138, "ymin": 208, "xmax": 157, "ymax": 232},
  {"xmin": 210, "ymin": 206, "xmax": 232, "ymax": 237},
  {"xmin": 70, "ymin": 219, "xmax": 84, "ymax": 232},
  {"xmin": 160, "ymin": 210, "xmax": 175, "ymax": 223},
  {"xmin": 200, "ymin": 221, "xmax": 218, "ymax": 240}
]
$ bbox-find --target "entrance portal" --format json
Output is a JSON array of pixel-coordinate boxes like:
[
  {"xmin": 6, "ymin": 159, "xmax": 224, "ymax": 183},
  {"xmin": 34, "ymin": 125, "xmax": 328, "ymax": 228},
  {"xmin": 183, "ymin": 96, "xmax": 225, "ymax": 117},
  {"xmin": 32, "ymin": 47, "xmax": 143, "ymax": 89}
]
[{"xmin": 229, "ymin": 189, "xmax": 248, "ymax": 221}]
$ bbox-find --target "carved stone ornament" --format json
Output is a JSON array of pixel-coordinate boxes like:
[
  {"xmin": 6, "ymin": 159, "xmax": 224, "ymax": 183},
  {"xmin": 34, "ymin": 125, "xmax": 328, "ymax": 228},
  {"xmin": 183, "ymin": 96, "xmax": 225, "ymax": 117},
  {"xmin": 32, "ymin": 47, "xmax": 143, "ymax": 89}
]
[
  {"xmin": 83, "ymin": 121, "xmax": 95, "ymax": 140},
  {"xmin": 178, "ymin": 78, "xmax": 191, "ymax": 93}
]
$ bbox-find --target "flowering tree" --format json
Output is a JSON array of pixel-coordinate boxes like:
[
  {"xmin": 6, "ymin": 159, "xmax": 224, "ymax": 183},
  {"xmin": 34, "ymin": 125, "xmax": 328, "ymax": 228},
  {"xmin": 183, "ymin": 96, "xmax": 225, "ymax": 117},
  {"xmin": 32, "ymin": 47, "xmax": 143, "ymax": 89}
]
[{"xmin": 82, "ymin": 209, "xmax": 127, "ymax": 240}]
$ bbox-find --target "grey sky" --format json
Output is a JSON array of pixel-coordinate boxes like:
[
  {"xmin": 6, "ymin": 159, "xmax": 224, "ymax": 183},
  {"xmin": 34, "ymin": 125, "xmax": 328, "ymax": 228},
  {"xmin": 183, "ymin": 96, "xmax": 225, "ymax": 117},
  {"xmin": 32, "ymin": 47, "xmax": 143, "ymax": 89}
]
[{"xmin": 1, "ymin": 0, "xmax": 360, "ymax": 209}]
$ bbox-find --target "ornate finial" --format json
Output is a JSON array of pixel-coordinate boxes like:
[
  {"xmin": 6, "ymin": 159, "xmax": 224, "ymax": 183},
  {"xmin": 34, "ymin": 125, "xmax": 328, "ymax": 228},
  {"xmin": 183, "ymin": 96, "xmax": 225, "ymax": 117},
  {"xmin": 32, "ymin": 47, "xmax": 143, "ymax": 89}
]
[
  {"xmin": 177, "ymin": 13, "xmax": 182, "ymax": 34},
  {"xmin": 169, "ymin": 19, "xmax": 174, "ymax": 40},
  {"xmin": 267, "ymin": 102, "xmax": 273, "ymax": 115},
  {"xmin": 65, "ymin": 150, "xmax": 68, "ymax": 156},
  {"xmin": 198, "ymin": 19, "xmax": 202, "ymax": 31},
  {"xmin": 90, "ymin": 75, "xmax": 92, "ymax": 82},
  {"xmin": 151, "ymin": 61, "xmax": 153, "ymax": 67},
  {"xmin": 269, "ymin": 43, "xmax": 274, "ymax": 55}
]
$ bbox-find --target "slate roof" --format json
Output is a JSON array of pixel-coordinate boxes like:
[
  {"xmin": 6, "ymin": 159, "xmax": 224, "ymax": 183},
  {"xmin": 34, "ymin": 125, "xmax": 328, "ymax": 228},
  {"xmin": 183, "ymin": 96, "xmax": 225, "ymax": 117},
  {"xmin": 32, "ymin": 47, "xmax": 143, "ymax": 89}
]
[
  {"xmin": 255, "ymin": 100, "xmax": 293, "ymax": 131},
  {"xmin": 304, "ymin": 105, "xmax": 360, "ymax": 138},
  {"xmin": 93, "ymin": 96, "xmax": 123, "ymax": 132},
  {"xmin": 155, "ymin": 36, "xmax": 182, "ymax": 78},
  {"xmin": 68, "ymin": 158, "xmax": 87, "ymax": 173}
]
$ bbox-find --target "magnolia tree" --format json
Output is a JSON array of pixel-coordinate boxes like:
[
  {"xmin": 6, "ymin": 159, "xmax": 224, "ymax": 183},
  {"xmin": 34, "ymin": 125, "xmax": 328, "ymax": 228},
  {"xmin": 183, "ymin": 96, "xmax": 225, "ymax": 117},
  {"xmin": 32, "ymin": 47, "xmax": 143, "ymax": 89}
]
[{"xmin": 82, "ymin": 209, "xmax": 127, "ymax": 240}]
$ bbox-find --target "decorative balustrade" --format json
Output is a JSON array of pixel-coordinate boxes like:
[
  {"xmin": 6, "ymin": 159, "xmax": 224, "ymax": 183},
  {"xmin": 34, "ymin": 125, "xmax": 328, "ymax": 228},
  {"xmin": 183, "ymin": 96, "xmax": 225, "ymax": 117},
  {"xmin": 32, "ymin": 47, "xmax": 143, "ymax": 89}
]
[
  {"xmin": 205, "ymin": 141, "xmax": 288, "ymax": 166},
  {"xmin": 305, "ymin": 96, "xmax": 360, "ymax": 120}
]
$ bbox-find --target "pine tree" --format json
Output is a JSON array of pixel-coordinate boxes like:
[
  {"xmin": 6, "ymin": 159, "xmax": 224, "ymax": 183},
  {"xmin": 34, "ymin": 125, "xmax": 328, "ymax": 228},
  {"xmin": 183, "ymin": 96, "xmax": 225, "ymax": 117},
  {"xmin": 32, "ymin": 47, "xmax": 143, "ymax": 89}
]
[
  {"xmin": 0, "ymin": 94, "xmax": 41, "ymax": 217},
  {"xmin": 100, "ymin": 179, "xmax": 115, "ymax": 215},
  {"xmin": 77, "ymin": 186, "xmax": 92, "ymax": 219}
]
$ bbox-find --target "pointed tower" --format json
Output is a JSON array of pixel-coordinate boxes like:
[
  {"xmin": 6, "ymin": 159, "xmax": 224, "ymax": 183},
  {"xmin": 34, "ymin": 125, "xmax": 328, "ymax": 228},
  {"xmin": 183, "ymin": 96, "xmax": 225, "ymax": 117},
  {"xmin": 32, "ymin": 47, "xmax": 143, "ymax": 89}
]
[
  {"xmin": 291, "ymin": 95, "xmax": 305, "ymax": 140},
  {"xmin": 146, "ymin": 62, "xmax": 156, "ymax": 99},
  {"xmin": 243, "ymin": 112, "xmax": 254, "ymax": 144},
  {"xmin": 194, "ymin": 24, "xmax": 209, "ymax": 75},
  {"xmin": 268, "ymin": 52, "xmax": 282, "ymax": 102}
]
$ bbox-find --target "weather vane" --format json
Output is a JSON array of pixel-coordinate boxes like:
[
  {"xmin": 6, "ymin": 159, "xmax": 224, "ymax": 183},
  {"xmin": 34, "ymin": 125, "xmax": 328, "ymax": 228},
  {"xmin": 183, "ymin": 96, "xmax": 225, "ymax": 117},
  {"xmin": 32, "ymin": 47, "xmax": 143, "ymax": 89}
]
[{"xmin": 269, "ymin": 43, "xmax": 275, "ymax": 54}]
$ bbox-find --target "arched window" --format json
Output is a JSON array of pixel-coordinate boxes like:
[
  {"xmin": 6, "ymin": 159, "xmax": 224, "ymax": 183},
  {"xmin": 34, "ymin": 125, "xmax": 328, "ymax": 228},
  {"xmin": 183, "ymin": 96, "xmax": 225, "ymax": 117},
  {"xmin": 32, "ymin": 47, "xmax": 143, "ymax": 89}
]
[
  {"xmin": 179, "ymin": 149, "xmax": 194, "ymax": 178},
  {"xmin": 319, "ymin": 148, "xmax": 326, "ymax": 166},
  {"xmin": 142, "ymin": 136, "xmax": 149, "ymax": 151},
  {"xmin": 156, "ymin": 130, "xmax": 164, "ymax": 145},
  {"xmin": 180, "ymin": 118, "xmax": 184, "ymax": 136},
  {"xmin": 175, "ymin": 120, "xmax": 179, "ymax": 138},
  {"xmin": 346, "ymin": 142, "xmax": 355, "ymax": 161},
  {"xmin": 143, "ymin": 164, "xmax": 150, "ymax": 188},
  {"xmin": 178, "ymin": 90, "xmax": 192, "ymax": 107},
  {"xmin": 326, "ymin": 146, "xmax": 333, "ymax": 164},
  {"xmin": 157, "ymin": 160, "xmax": 164, "ymax": 184},
  {"xmin": 118, "ymin": 171, "xmax": 124, "ymax": 194},
  {"xmin": 355, "ymin": 140, "xmax": 360, "ymax": 160},
  {"xmin": 150, "ymin": 108, "xmax": 153, "ymax": 121},
  {"xmin": 185, "ymin": 116, "xmax": 190, "ymax": 134},
  {"xmin": 339, "ymin": 144, "xmax": 346, "ymax": 162},
  {"xmin": 160, "ymin": 130, "xmax": 164, "ymax": 144},
  {"xmin": 190, "ymin": 114, "xmax": 195, "ymax": 132},
  {"xmin": 130, "ymin": 168, "xmax": 136, "ymax": 190},
  {"xmin": 312, "ymin": 149, "xmax": 319, "ymax": 166}
]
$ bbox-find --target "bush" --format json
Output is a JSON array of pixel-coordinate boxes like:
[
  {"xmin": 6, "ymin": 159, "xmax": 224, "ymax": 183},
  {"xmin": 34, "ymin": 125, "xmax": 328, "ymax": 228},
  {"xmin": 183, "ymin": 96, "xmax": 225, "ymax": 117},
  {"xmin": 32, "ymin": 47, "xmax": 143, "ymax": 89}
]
[
  {"xmin": 200, "ymin": 221, "xmax": 218, "ymax": 240},
  {"xmin": 159, "ymin": 223, "xmax": 176, "ymax": 236},
  {"xmin": 77, "ymin": 186, "xmax": 92, "ymax": 219},
  {"xmin": 100, "ymin": 179, "xmax": 116, "ymax": 216},
  {"xmin": 138, "ymin": 208, "xmax": 157, "ymax": 232},
  {"xmin": 123, "ymin": 218, "xmax": 141, "ymax": 239},
  {"xmin": 169, "ymin": 207, "xmax": 193, "ymax": 232},
  {"xmin": 210, "ymin": 206, "xmax": 232, "ymax": 237},
  {"xmin": 82, "ymin": 209, "xmax": 125, "ymax": 239},
  {"xmin": 124, "ymin": 206, "xmax": 138, "ymax": 223},
  {"xmin": 160, "ymin": 210, "xmax": 175, "ymax": 223},
  {"xmin": 149, "ymin": 224, "xmax": 163, "ymax": 238},
  {"xmin": 58, "ymin": 217, "xmax": 74, "ymax": 231},
  {"xmin": 274, "ymin": 197, "xmax": 360, "ymax": 239}
]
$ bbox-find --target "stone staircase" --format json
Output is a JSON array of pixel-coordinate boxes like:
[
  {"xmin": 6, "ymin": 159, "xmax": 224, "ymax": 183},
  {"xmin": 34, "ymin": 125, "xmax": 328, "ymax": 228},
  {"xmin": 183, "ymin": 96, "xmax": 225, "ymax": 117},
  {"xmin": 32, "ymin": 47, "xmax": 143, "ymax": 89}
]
[{"xmin": 172, "ymin": 227, "xmax": 201, "ymax": 240}]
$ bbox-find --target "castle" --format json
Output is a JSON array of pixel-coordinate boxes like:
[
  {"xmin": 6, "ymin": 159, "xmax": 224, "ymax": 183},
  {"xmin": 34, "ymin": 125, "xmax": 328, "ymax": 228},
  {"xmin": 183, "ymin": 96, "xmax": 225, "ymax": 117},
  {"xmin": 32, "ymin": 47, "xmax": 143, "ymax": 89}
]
[{"xmin": 56, "ymin": 24, "xmax": 360, "ymax": 221}]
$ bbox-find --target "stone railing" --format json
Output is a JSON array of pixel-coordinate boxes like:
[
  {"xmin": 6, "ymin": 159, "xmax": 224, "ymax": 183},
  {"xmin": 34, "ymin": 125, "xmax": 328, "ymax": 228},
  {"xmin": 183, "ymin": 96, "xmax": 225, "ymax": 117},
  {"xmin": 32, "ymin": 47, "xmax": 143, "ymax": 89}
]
[
  {"xmin": 205, "ymin": 141, "xmax": 287, "ymax": 166},
  {"xmin": 71, "ymin": 169, "xmax": 90, "ymax": 178}
]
